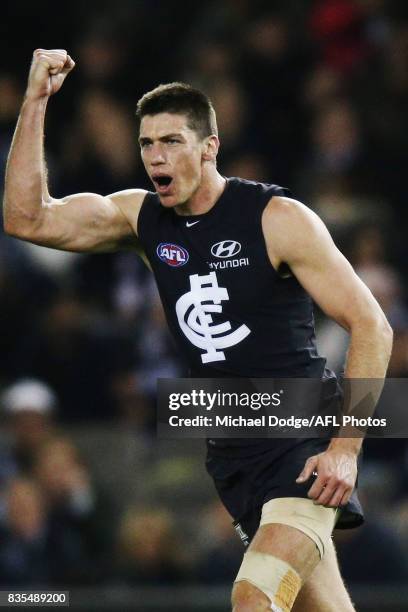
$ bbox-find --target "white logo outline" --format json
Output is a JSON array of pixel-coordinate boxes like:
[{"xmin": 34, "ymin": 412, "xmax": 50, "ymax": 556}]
[
  {"xmin": 175, "ymin": 272, "xmax": 251, "ymax": 363},
  {"xmin": 186, "ymin": 220, "xmax": 200, "ymax": 228},
  {"xmin": 211, "ymin": 240, "xmax": 241, "ymax": 259}
]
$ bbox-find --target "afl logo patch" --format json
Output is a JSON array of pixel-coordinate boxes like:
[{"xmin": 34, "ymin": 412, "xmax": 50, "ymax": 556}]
[
  {"xmin": 157, "ymin": 243, "xmax": 189, "ymax": 267},
  {"xmin": 211, "ymin": 240, "xmax": 241, "ymax": 258}
]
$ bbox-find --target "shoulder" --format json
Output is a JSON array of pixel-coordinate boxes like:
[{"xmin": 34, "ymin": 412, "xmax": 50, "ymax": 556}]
[
  {"xmin": 109, "ymin": 188, "xmax": 148, "ymax": 211},
  {"xmin": 263, "ymin": 196, "xmax": 326, "ymax": 238},
  {"xmin": 108, "ymin": 188, "xmax": 148, "ymax": 237},
  {"xmin": 262, "ymin": 196, "xmax": 331, "ymax": 268}
]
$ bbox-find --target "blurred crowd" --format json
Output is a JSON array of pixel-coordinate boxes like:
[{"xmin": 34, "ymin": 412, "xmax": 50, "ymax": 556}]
[{"xmin": 1, "ymin": 0, "xmax": 408, "ymax": 591}]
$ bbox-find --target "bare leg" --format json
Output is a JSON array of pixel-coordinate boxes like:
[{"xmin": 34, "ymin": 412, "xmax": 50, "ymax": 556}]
[
  {"xmin": 232, "ymin": 523, "xmax": 320, "ymax": 611},
  {"xmin": 292, "ymin": 538, "xmax": 356, "ymax": 612}
]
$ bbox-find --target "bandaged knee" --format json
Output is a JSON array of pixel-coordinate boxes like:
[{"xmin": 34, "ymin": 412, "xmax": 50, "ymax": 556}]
[
  {"xmin": 235, "ymin": 551, "xmax": 301, "ymax": 612},
  {"xmin": 260, "ymin": 497, "xmax": 337, "ymax": 559}
]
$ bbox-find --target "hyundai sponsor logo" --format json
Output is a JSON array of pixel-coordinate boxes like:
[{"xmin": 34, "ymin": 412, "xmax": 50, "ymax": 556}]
[
  {"xmin": 157, "ymin": 243, "xmax": 189, "ymax": 267},
  {"xmin": 211, "ymin": 240, "xmax": 241, "ymax": 258}
]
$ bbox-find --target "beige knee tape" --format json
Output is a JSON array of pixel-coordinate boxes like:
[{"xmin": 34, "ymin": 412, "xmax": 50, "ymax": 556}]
[
  {"xmin": 235, "ymin": 551, "xmax": 301, "ymax": 612},
  {"xmin": 260, "ymin": 497, "xmax": 337, "ymax": 559}
]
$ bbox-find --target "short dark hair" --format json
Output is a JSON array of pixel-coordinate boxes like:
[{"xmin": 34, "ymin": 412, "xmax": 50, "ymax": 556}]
[{"xmin": 136, "ymin": 82, "xmax": 218, "ymax": 139}]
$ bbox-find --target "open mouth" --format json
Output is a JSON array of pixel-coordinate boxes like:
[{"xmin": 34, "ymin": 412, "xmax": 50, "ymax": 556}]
[{"xmin": 152, "ymin": 175, "xmax": 173, "ymax": 193}]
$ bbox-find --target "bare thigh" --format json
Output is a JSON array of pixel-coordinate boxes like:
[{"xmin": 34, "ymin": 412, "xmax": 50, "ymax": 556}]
[
  {"xmin": 292, "ymin": 538, "xmax": 356, "ymax": 612},
  {"xmin": 232, "ymin": 523, "xmax": 321, "ymax": 610},
  {"xmin": 247, "ymin": 522, "xmax": 321, "ymax": 581}
]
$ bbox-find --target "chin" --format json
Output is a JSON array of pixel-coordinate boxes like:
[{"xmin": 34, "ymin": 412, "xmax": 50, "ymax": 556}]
[{"xmin": 158, "ymin": 194, "xmax": 179, "ymax": 207}]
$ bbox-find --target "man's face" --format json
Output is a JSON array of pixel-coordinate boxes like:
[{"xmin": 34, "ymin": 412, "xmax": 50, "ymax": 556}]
[{"xmin": 139, "ymin": 113, "xmax": 205, "ymax": 207}]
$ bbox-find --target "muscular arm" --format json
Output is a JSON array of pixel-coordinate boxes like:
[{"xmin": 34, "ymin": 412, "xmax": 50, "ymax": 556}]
[
  {"xmin": 263, "ymin": 196, "xmax": 392, "ymax": 378},
  {"xmin": 3, "ymin": 49, "xmax": 145, "ymax": 253},
  {"xmin": 263, "ymin": 196, "xmax": 393, "ymax": 506}
]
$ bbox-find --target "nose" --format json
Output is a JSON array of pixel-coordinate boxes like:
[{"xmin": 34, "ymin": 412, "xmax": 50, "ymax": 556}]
[{"xmin": 150, "ymin": 143, "xmax": 166, "ymax": 165}]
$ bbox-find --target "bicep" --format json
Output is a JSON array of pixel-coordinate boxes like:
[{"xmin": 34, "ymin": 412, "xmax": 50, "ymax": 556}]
[
  {"xmin": 267, "ymin": 199, "xmax": 384, "ymax": 331},
  {"xmin": 291, "ymin": 234, "xmax": 381, "ymax": 330},
  {"xmin": 36, "ymin": 189, "xmax": 144, "ymax": 253}
]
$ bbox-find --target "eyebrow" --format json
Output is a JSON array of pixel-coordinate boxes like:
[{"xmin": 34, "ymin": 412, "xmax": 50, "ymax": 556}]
[{"xmin": 138, "ymin": 133, "xmax": 184, "ymax": 144}]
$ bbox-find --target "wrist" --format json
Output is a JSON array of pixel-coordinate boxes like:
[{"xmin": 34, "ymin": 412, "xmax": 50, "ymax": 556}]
[
  {"xmin": 328, "ymin": 437, "xmax": 362, "ymax": 456},
  {"xmin": 23, "ymin": 91, "xmax": 49, "ymax": 107}
]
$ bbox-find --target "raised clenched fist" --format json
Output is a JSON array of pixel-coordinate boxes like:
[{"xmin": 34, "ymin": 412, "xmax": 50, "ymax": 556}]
[{"xmin": 26, "ymin": 49, "xmax": 75, "ymax": 100}]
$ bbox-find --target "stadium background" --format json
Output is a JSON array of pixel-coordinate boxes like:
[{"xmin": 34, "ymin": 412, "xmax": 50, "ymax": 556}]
[{"xmin": 1, "ymin": 0, "xmax": 408, "ymax": 609}]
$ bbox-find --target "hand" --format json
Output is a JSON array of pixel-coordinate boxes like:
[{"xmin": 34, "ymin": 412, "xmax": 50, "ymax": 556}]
[
  {"xmin": 26, "ymin": 49, "xmax": 75, "ymax": 100},
  {"xmin": 296, "ymin": 449, "xmax": 358, "ymax": 508}
]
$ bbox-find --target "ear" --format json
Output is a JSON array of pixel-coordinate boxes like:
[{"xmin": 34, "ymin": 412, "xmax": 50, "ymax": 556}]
[{"xmin": 202, "ymin": 135, "xmax": 219, "ymax": 162}]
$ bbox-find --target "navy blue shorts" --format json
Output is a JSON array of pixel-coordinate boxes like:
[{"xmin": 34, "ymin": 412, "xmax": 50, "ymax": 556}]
[{"xmin": 205, "ymin": 438, "xmax": 364, "ymax": 547}]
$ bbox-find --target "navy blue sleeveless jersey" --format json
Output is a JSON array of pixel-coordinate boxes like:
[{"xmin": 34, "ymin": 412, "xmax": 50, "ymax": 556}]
[{"xmin": 137, "ymin": 176, "xmax": 327, "ymax": 379}]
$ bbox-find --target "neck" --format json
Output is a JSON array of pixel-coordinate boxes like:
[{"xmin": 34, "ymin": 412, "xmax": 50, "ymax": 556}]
[{"xmin": 174, "ymin": 167, "xmax": 226, "ymax": 216}]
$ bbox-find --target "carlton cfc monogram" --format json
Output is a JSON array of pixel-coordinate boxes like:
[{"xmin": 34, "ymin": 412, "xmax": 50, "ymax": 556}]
[{"xmin": 175, "ymin": 272, "xmax": 251, "ymax": 363}]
